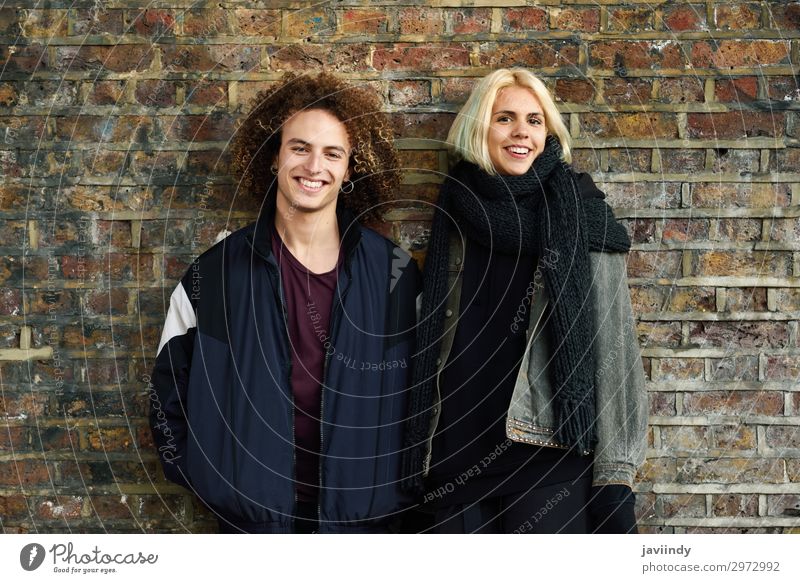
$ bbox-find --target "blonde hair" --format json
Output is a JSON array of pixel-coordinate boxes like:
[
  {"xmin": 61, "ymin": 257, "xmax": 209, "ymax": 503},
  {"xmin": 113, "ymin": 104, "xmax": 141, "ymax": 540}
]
[{"xmin": 447, "ymin": 68, "xmax": 572, "ymax": 174}]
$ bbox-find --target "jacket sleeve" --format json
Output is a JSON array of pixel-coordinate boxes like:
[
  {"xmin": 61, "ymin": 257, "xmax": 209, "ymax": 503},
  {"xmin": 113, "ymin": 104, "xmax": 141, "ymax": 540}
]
[
  {"xmin": 149, "ymin": 276, "xmax": 197, "ymax": 490},
  {"xmin": 589, "ymin": 251, "xmax": 648, "ymax": 488}
]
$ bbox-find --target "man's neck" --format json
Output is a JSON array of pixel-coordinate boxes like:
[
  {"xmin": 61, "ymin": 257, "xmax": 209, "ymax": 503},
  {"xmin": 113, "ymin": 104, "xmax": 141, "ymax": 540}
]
[{"xmin": 274, "ymin": 204, "xmax": 341, "ymax": 274}]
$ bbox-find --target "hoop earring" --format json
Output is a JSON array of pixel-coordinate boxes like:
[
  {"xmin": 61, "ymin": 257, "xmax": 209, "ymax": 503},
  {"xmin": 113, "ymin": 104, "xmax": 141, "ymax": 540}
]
[
  {"xmin": 340, "ymin": 180, "xmax": 354, "ymax": 194},
  {"xmin": 270, "ymin": 164, "xmax": 278, "ymax": 175}
]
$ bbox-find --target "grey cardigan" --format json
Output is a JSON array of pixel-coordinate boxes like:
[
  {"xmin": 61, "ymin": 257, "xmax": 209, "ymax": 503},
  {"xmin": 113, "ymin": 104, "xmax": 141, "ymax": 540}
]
[{"xmin": 422, "ymin": 233, "xmax": 648, "ymax": 488}]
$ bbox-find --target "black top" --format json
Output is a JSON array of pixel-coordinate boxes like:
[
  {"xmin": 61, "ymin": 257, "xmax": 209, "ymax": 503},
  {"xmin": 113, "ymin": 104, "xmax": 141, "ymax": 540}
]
[{"xmin": 427, "ymin": 238, "xmax": 591, "ymax": 507}]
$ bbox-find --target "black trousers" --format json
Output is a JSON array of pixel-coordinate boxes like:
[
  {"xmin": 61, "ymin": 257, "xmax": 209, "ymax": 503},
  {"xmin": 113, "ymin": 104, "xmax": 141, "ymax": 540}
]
[{"xmin": 431, "ymin": 474, "xmax": 592, "ymax": 534}]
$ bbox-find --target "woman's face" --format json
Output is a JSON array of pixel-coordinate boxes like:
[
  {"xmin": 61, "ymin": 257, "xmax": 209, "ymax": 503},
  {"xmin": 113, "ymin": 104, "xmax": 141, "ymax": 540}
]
[
  {"xmin": 274, "ymin": 108, "xmax": 351, "ymax": 217},
  {"xmin": 486, "ymin": 85, "xmax": 547, "ymax": 176}
]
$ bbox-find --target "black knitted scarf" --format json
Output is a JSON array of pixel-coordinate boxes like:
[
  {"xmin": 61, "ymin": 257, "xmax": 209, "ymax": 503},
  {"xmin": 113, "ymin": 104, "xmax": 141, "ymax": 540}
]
[{"xmin": 401, "ymin": 136, "xmax": 631, "ymax": 493}]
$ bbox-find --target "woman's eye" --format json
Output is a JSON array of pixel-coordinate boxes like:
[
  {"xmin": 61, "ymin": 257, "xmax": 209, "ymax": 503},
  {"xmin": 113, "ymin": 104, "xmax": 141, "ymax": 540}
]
[
  {"xmin": 496, "ymin": 115, "xmax": 512, "ymax": 123},
  {"xmin": 529, "ymin": 117, "xmax": 543, "ymax": 126}
]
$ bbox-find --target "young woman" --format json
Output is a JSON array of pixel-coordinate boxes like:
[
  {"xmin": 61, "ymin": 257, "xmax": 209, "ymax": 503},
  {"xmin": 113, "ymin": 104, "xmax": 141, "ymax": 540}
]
[
  {"xmin": 402, "ymin": 68, "xmax": 647, "ymax": 533},
  {"xmin": 150, "ymin": 72, "xmax": 419, "ymax": 533}
]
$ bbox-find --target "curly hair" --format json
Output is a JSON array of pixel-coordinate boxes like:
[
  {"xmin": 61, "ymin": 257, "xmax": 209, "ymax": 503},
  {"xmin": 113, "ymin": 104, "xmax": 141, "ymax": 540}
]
[{"xmin": 231, "ymin": 71, "xmax": 400, "ymax": 222}]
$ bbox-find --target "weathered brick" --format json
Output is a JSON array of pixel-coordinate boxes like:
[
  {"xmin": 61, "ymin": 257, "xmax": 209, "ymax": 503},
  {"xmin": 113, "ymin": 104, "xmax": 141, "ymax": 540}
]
[
  {"xmin": 764, "ymin": 426, "xmax": 800, "ymax": 449},
  {"xmin": 0, "ymin": 459, "xmax": 53, "ymax": 487},
  {"xmin": 712, "ymin": 494, "xmax": 758, "ymax": 517},
  {"xmin": 772, "ymin": 289, "xmax": 800, "ymax": 311},
  {"xmin": 339, "ymin": 9, "xmax": 389, "ymax": 35},
  {"xmin": 0, "ymin": 44, "xmax": 46, "ymax": 73},
  {"xmin": 692, "ymin": 250, "xmax": 791, "ymax": 277},
  {"xmin": 160, "ymin": 45, "xmax": 260, "ymax": 73},
  {"xmin": 660, "ymin": 149, "xmax": 705, "ymax": 173},
  {"xmin": 20, "ymin": 9, "xmax": 68, "ymax": 37},
  {"xmin": 570, "ymin": 149, "xmax": 602, "ymax": 173},
  {"xmin": 125, "ymin": 9, "xmax": 175, "ymax": 38},
  {"xmin": 479, "ymin": 42, "xmax": 579, "ymax": 69},
  {"xmin": 715, "ymin": 4, "xmax": 761, "ymax": 30},
  {"xmin": 37, "ymin": 496, "xmax": 83, "ymax": 520},
  {"xmin": 71, "ymin": 8, "xmax": 124, "ymax": 36},
  {"xmin": 622, "ymin": 217, "xmax": 656, "ymax": 244},
  {"xmin": 137, "ymin": 494, "xmax": 186, "ymax": 520},
  {"xmin": 637, "ymin": 457, "xmax": 677, "ymax": 483},
  {"xmin": 185, "ymin": 8, "xmax": 233, "ymax": 36},
  {"xmin": 158, "ymin": 113, "xmax": 235, "ymax": 142},
  {"xmin": 708, "ymin": 355, "xmax": 759, "ymax": 381},
  {"xmin": 135, "ymin": 80, "xmax": 177, "ymax": 107},
  {"xmin": 602, "ymin": 78, "xmax": 652, "ymax": 105},
  {"xmin": 0, "ymin": 495, "xmax": 31, "ymax": 520},
  {"xmin": 715, "ymin": 77, "xmax": 758, "ymax": 103},
  {"xmin": 86, "ymin": 80, "xmax": 126, "ymax": 106},
  {"xmin": 790, "ymin": 460, "xmax": 800, "ymax": 482},
  {"xmin": 270, "ymin": 43, "xmax": 371, "ymax": 73},
  {"xmin": 51, "ymin": 45, "xmax": 154, "ymax": 72},
  {"xmin": 678, "ymin": 458, "xmax": 784, "ymax": 484},
  {"xmin": 389, "ymin": 80, "xmax": 432, "ymax": 107},
  {"xmin": 649, "ymin": 391, "xmax": 677, "ymax": 416},
  {"xmin": 87, "ymin": 426, "xmax": 134, "ymax": 451},
  {"xmin": 83, "ymin": 288, "xmax": 130, "ymax": 316},
  {"xmin": 768, "ymin": 2, "xmax": 800, "ymax": 30},
  {"xmin": 661, "ymin": 494, "xmax": 706, "ymax": 518},
  {"xmin": 89, "ymin": 495, "xmax": 133, "ymax": 519},
  {"xmin": 590, "ymin": 41, "xmax": 683, "ymax": 71},
  {"xmin": 661, "ymin": 218, "xmax": 709, "ymax": 243},
  {"xmin": 0, "ymin": 392, "xmax": 49, "ymax": 418},
  {"xmin": 626, "ymin": 251, "xmax": 682, "ymax": 279},
  {"xmin": 763, "ymin": 355, "xmax": 800, "ymax": 380},
  {"xmin": 607, "ymin": 7, "xmax": 654, "ymax": 32},
  {"xmin": 766, "ymin": 494, "xmax": 800, "ymax": 517},
  {"xmin": 690, "ymin": 40, "xmax": 790, "ymax": 69},
  {"xmin": 581, "ymin": 113, "xmax": 678, "ymax": 139},
  {"xmin": 691, "ymin": 183, "xmax": 790, "ymax": 208},
  {"xmin": 502, "ymin": 8, "xmax": 548, "ymax": 32},
  {"xmin": 440, "ymin": 77, "xmax": 477, "ymax": 103},
  {"xmin": 450, "ymin": 8, "xmax": 492, "ymax": 34},
  {"xmin": 654, "ymin": 358, "xmax": 705, "ymax": 381},
  {"xmin": 715, "ymin": 218, "xmax": 761, "ymax": 243},
  {"xmin": 767, "ymin": 76, "xmax": 800, "ymax": 103},
  {"xmin": 657, "ymin": 77, "xmax": 705, "ymax": 104},
  {"xmin": 711, "ymin": 148, "xmax": 760, "ymax": 173},
  {"xmin": 553, "ymin": 78, "xmax": 595, "ymax": 105},
  {"xmin": 663, "ymin": 4, "xmax": 708, "ymax": 31},
  {"xmin": 551, "ymin": 8, "xmax": 600, "ymax": 32},
  {"xmin": 660, "ymin": 425, "xmax": 756, "ymax": 452},
  {"xmin": 389, "ymin": 113, "xmax": 453, "ymax": 141},
  {"xmin": 690, "ymin": 111, "xmax": 786, "ymax": 139},
  {"xmin": 639, "ymin": 321, "xmax": 682, "ymax": 348},
  {"xmin": 683, "ymin": 390, "xmax": 784, "ymax": 416},
  {"xmin": 397, "ymin": 150, "xmax": 440, "ymax": 174},
  {"xmin": 284, "ymin": 7, "xmax": 335, "ymax": 38},
  {"xmin": 768, "ymin": 218, "xmax": 800, "ymax": 243}
]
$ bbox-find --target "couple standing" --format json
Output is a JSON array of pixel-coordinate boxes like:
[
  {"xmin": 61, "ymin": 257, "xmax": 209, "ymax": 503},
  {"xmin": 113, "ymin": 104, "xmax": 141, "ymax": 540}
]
[{"xmin": 149, "ymin": 69, "xmax": 647, "ymax": 534}]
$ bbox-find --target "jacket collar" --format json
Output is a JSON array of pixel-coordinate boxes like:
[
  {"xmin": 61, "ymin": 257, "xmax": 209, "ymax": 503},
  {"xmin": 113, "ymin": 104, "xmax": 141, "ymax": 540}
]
[{"xmin": 246, "ymin": 193, "xmax": 362, "ymax": 268}]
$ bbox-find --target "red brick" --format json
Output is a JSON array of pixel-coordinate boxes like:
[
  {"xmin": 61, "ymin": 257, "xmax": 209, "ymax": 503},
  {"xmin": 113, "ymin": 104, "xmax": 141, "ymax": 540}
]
[
  {"xmin": 0, "ymin": 459, "xmax": 53, "ymax": 486},
  {"xmin": 37, "ymin": 496, "xmax": 83, "ymax": 520},
  {"xmin": 81, "ymin": 360, "xmax": 129, "ymax": 385},
  {"xmin": 724, "ymin": 288, "xmax": 767, "ymax": 312},
  {"xmin": 185, "ymin": 8, "xmax": 233, "ymax": 36},
  {"xmin": 602, "ymin": 78, "xmax": 652, "ymax": 105},
  {"xmin": 712, "ymin": 494, "xmax": 758, "ymax": 517},
  {"xmin": 649, "ymin": 392, "xmax": 676, "ymax": 416},
  {"xmin": 158, "ymin": 113, "xmax": 235, "ymax": 142},
  {"xmin": 389, "ymin": 80, "xmax": 432, "ymax": 106},
  {"xmin": 691, "ymin": 250, "xmax": 791, "ymax": 277},
  {"xmin": 0, "ymin": 426, "xmax": 26, "ymax": 450},
  {"xmin": 389, "ymin": 113, "xmax": 454, "ymax": 141},
  {"xmin": 183, "ymin": 80, "xmax": 228, "ymax": 107},
  {"xmin": 131, "ymin": 150, "xmax": 182, "ymax": 179},
  {"xmin": 51, "ymin": 45, "xmax": 154, "ymax": 72},
  {"xmin": 126, "ymin": 9, "xmax": 175, "ymax": 37},
  {"xmin": 684, "ymin": 390, "xmax": 784, "ymax": 415},
  {"xmin": 715, "ymin": 4, "xmax": 761, "ymax": 30},
  {"xmin": 769, "ymin": 2, "xmax": 800, "ymax": 30},
  {"xmin": 0, "ymin": 495, "xmax": 30, "ymax": 520},
  {"xmin": 184, "ymin": 150, "xmax": 230, "ymax": 177},
  {"xmin": 552, "ymin": 8, "xmax": 600, "ymax": 32},
  {"xmin": 86, "ymin": 80, "xmax": 126, "ymax": 106},
  {"xmin": 600, "ymin": 182, "xmax": 682, "ymax": 210},
  {"xmin": 340, "ymin": 9, "xmax": 388, "ymax": 35},
  {"xmin": 90, "ymin": 495, "xmax": 133, "ymax": 520},
  {"xmin": 607, "ymin": 149, "xmax": 650, "ymax": 173},
  {"xmin": 62, "ymin": 253, "xmax": 154, "ymax": 282},
  {"xmin": 0, "ymin": 44, "xmax": 46, "ymax": 73},
  {"xmin": 0, "ymin": 116, "xmax": 48, "ymax": 142},
  {"xmin": 664, "ymin": 4, "xmax": 708, "ymax": 31},
  {"xmin": 763, "ymin": 355, "xmax": 800, "ymax": 380},
  {"xmin": 655, "ymin": 77, "xmax": 703, "ymax": 104},
  {"xmin": 708, "ymin": 355, "xmax": 759, "ymax": 381},
  {"xmin": 503, "ymin": 8, "xmax": 548, "ymax": 32},
  {"xmin": 83, "ymin": 288, "xmax": 129, "ymax": 316},
  {"xmin": 398, "ymin": 7, "xmax": 444, "ymax": 35},
  {"xmin": 590, "ymin": 41, "xmax": 683, "ymax": 70},
  {"xmin": 715, "ymin": 218, "xmax": 761, "ymax": 242},
  {"xmin": 480, "ymin": 42, "xmax": 579, "ymax": 69},
  {"xmin": 0, "ymin": 392, "xmax": 49, "ymax": 418},
  {"xmin": 270, "ymin": 43, "xmax": 371, "ymax": 73},
  {"xmin": 607, "ymin": 7, "xmax": 654, "ymax": 32},
  {"xmin": 56, "ymin": 115, "xmax": 153, "ymax": 144},
  {"xmin": 450, "ymin": 9, "xmax": 492, "ymax": 34},
  {"xmin": 581, "ymin": 113, "xmax": 678, "ymax": 139},
  {"xmin": 554, "ymin": 78, "xmax": 596, "ymax": 104},
  {"xmin": 767, "ymin": 76, "xmax": 800, "ymax": 102},
  {"xmin": 691, "ymin": 183, "xmax": 790, "ymax": 208},
  {"xmin": 689, "ymin": 111, "xmax": 785, "ymax": 138},
  {"xmin": 138, "ymin": 494, "xmax": 186, "ymax": 520},
  {"xmin": 284, "ymin": 7, "xmax": 335, "ymax": 38},
  {"xmin": 570, "ymin": 149, "xmax": 602, "ymax": 173},
  {"xmin": 660, "ymin": 149, "xmax": 705, "ymax": 173},
  {"xmin": 662, "ymin": 218, "xmax": 709, "ymax": 243},
  {"xmin": 135, "ymin": 80, "xmax": 177, "ymax": 107},
  {"xmin": 690, "ymin": 40, "xmax": 790, "ymax": 69},
  {"xmin": 622, "ymin": 217, "xmax": 656, "ymax": 243},
  {"xmin": 715, "ymin": 77, "xmax": 758, "ymax": 103}
]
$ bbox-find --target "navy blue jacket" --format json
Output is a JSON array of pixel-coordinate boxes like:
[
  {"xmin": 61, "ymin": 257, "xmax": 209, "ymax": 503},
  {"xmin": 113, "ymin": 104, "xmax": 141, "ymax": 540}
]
[{"xmin": 150, "ymin": 204, "xmax": 419, "ymax": 532}]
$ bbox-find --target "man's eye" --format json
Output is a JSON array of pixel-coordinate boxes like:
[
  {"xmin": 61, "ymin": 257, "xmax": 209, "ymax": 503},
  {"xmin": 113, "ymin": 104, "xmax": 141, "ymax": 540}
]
[
  {"xmin": 291, "ymin": 146, "xmax": 308, "ymax": 153},
  {"xmin": 326, "ymin": 152, "xmax": 343, "ymax": 159}
]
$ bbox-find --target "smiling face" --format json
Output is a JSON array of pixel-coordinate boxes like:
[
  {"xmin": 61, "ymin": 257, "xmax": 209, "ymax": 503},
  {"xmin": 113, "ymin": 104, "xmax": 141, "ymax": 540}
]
[
  {"xmin": 274, "ymin": 108, "xmax": 352, "ymax": 217},
  {"xmin": 486, "ymin": 85, "xmax": 547, "ymax": 176}
]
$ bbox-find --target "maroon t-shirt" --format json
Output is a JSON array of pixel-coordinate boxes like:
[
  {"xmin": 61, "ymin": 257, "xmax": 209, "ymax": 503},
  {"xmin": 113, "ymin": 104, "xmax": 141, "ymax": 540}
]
[{"xmin": 271, "ymin": 230, "xmax": 342, "ymax": 503}]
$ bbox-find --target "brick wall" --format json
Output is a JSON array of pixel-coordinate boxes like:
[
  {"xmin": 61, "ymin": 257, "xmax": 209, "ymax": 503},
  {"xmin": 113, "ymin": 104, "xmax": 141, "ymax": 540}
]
[{"xmin": 1, "ymin": 1, "xmax": 798, "ymax": 533}]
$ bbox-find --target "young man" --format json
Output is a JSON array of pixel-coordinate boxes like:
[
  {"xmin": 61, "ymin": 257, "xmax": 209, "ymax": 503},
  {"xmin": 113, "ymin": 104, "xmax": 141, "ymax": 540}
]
[{"xmin": 150, "ymin": 72, "xmax": 419, "ymax": 533}]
